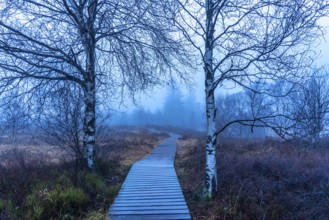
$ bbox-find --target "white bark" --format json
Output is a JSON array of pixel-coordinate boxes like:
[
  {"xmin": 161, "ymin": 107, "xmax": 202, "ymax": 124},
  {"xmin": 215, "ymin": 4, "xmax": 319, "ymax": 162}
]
[
  {"xmin": 205, "ymin": 85, "xmax": 218, "ymax": 198},
  {"xmin": 67, "ymin": 0, "xmax": 98, "ymax": 169},
  {"xmin": 204, "ymin": 0, "xmax": 218, "ymax": 198},
  {"xmin": 84, "ymin": 84, "xmax": 96, "ymax": 169},
  {"xmin": 83, "ymin": 31, "xmax": 96, "ymax": 169}
]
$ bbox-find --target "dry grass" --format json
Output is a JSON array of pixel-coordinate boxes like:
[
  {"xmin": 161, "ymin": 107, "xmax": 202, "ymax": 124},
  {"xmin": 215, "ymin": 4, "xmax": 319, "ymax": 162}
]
[
  {"xmin": 176, "ymin": 136, "xmax": 329, "ymax": 220},
  {"xmin": 0, "ymin": 128, "xmax": 168, "ymax": 167},
  {"xmin": 98, "ymin": 129, "xmax": 169, "ymax": 166},
  {"xmin": 176, "ymin": 136, "xmax": 205, "ymax": 195},
  {"xmin": 0, "ymin": 145, "xmax": 68, "ymax": 167},
  {"xmin": 0, "ymin": 127, "xmax": 168, "ymax": 220}
]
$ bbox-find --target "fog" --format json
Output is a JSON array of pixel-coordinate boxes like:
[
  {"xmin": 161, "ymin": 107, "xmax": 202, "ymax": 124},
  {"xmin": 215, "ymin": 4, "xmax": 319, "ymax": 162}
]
[
  {"xmin": 111, "ymin": 86, "xmax": 273, "ymax": 139},
  {"xmin": 112, "ymin": 87, "xmax": 206, "ymax": 131}
]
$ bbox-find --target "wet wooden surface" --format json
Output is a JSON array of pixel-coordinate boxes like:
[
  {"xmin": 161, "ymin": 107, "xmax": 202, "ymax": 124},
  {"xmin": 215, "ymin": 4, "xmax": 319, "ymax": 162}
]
[{"xmin": 108, "ymin": 134, "xmax": 191, "ymax": 220}]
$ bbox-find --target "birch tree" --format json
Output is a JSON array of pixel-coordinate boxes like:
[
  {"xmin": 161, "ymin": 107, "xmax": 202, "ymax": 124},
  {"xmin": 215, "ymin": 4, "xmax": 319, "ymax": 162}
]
[
  {"xmin": 176, "ymin": 0, "xmax": 329, "ymax": 198},
  {"xmin": 0, "ymin": 0, "xmax": 189, "ymax": 169}
]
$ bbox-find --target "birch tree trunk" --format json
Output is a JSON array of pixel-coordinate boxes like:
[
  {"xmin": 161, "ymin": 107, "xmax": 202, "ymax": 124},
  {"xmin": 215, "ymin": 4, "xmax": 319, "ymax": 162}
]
[
  {"xmin": 83, "ymin": 77, "xmax": 96, "ymax": 169},
  {"xmin": 85, "ymin": 3, "xmax": 97, "ymax": 169},
  {"xmin": 76, "ymin": 0, "xmax": 97, "ymax": 169},
  {"xmin": 83, "ymin": 50, "xmax": 96, "ymax": 169},
  {"xmin": 204, "ymin": 0, "xmax": 218, "ymax": 198}
]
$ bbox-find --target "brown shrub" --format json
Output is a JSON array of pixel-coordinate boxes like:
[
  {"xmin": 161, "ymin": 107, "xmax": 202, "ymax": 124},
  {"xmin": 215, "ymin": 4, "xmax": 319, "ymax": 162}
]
[
  {"xmin": 0, "ymin": 127, "xmax": 166, "ymax": 219},
  {"xmin": 176, "ymin": 136, "xmax": 329, "ymax": 220}
]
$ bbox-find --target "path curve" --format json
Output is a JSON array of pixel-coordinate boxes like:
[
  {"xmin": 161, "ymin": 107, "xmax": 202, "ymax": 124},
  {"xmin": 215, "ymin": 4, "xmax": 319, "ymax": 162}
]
[{"xmin": 107, "ymin": 134, "xmax": 191, "ymax": 220}]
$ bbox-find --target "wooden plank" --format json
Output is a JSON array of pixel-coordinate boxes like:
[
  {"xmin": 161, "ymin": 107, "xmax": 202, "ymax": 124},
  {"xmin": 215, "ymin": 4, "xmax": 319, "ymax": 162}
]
[
  {"xmin": 124, "ymin": 177, "xmax": 179, "ymax": 181},
  {"xmin": 112, "ymin": 198, "xmax": 186, "ymax": 203},
  {"xmin": 123, "ymin": 181, "xmax": 179, "ymax": 185},
  {"xmin": 118, "ymin": 189, "xmax": 183, "ymax": 193},
  {"xmin": 111, "ymin": 202, "xmax": 187, "ymax": 207},
  {"xmin": 128, "ymin": 176, "xmax": 177, "ymax": 178},
  {"xmin": 125, "ymin": 174, "xmax": 177, "ymax": 178},
  {"xmin": 110, "ymin": 209, "xmax": 190, "ymax": 215},
  {"xmin": 111, "ymin": 203, "xmax": 187, "ymax": 207},
  {"xmin": 110, "ymin": 208, "xmax": 190, "ymax": 214},
  {"xmin": 122, "ymin": 184, "xmax": 179, "ymax": 187},
  {"xmin": 124, "ymin": 178, "xmax": 179, "ymax": 182},
  {"xmin": 122, "ymin": 182, "xmax": 179, "ymax": 186},
  {"xmin": 126, "ymin": 172, "xmax": 176, "ymax": 175},
  {"xmin": 121, "ymin": 186, "xmax": 180, "ymax": 190},
  {"xmin": 114, "ymin": 195, "xmax": 184, "ymax": 200},
  {"xmin": 108, "ymin": 214, "xmax": 191, "ymax": 220},
  {"xmin": 107, "ymin": 134, "xmax": 191, "ymax": 220},
  {"xmin": 125, "ymin": 176, "xmax": 177, "ymax": 179},
  {"xmin": 117, "ymin": 191, "xmax": 183, "ymax": 196},
  {"xmin": 113, "ymin": 195, "xmax": 184, "ymax": 201},
  {"xmin": 110, "ymin": 205, "xmax": 188, "ymax": 211}
]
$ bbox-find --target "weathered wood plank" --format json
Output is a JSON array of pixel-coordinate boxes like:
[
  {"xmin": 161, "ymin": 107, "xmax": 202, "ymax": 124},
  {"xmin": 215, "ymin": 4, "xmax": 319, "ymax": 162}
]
[
  {"xmin": 117, "ymin": 192, "xmax": 183, "ymax": 196},
  {"xmin": 107, "ymin": 134, "xmax": 191, "ymax": 220},
  {"xmin": 108, "ymin": 214, "xmax": 191, "ymax": 220},
  {"xmin": 113, "ymin": 199, "xmax": 186, "ymax": 204},
  {"xmin": 120, "ymin": 186, "xmax": 180, "ymax": 190},
  {"xmin": 110, "ymin": 209, "xmax": 190, "ymax": 215},
  {"xmin": 111, "ymin": 206, "xmax": 188, "ymax": 211},
  {"xmin": 118, "ymin": 190, "xmax": 182, "ymax": 194},
  {"xmin": 114, "ymin": 197, "xmax": 185, "ymax": 202},
  {"xmin": 111, "ymin": 202, "xmax": 187, "ymax": 207},
  {"xmin": 112, "ymin": 202, "xmax": 188, "ymax": 207},
  {"xmin": 125, "ymin": 175, "xmax": 177, "ymax": 178}
]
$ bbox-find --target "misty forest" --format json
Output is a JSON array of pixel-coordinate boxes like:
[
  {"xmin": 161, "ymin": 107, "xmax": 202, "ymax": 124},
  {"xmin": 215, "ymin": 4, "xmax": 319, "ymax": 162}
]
[{"xmin": 1, "ymin": 0, "xmax": 329, "ymax": 219}]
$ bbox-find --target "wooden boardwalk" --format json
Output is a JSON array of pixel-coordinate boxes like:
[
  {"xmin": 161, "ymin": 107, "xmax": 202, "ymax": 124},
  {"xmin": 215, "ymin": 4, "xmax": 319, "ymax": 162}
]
[{"xmin": 108, "ymin": 134, "xmax": 191, "ymax": 220}]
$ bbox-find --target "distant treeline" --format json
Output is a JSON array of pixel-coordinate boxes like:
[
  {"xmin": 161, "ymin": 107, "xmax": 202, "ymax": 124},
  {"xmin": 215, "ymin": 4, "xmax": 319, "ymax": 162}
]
[
  {"xmin": 113, "ymin": 87, "xmax": 271, "ymax": 139},
  {"xmin": 113, "ymin": 88, "xmax": 206, "ymax": 131}
]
